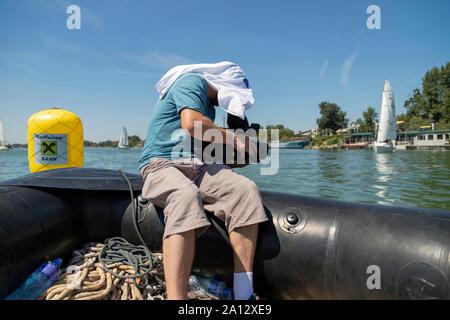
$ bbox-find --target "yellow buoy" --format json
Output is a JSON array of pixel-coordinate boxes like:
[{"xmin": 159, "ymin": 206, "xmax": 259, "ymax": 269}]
[{"xmin": 27, "ymin": 108, "xmax": 84, "ymax": 173}]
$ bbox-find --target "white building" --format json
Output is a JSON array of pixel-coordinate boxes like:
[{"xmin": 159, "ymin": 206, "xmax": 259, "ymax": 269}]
[{"xmin": 396, "ymin": 129, "xmax": 450, "ymax": 149}]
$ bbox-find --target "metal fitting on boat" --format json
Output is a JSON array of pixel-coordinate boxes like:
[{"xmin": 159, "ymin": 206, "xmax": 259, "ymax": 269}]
[{"xmin": 278, "ymin": 207, "xmax": 307, "ymax": 234}]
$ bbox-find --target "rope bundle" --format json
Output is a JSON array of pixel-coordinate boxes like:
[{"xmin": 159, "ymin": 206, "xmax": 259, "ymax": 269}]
[{"xmin": 39, "ymin": 238, "xmax": 166, "ymax": 300}]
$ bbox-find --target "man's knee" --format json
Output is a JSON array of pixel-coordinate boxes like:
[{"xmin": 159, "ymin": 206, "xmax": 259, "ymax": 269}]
[{"xmin": 163, "ymin": 182, "xmax": 210, "ymax": 240}]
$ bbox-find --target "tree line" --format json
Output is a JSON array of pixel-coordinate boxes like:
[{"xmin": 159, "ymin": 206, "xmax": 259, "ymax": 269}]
[
  {"xmin": 84, "ymin": 135, "xmax": 144, "ymax": 148},
  {"xmin": 264, "ymin": 124, "xmax": 296, "ymax": 141},
  {"xmin": 11, "ymin": 63, "xmax": 449, "ymax": 148},
  {"xmin": 317, "ymin": 62, "xmax": 449, "ymax": 134}
]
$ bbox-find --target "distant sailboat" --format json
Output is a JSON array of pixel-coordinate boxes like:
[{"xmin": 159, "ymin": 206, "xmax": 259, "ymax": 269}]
[
  {"xmin": 374, "ymin": 80, "xmax": 396, "ymax": 153},
  {"xmin": 0, "ymin": 120, "xmax": 10, "ymax": 151},
  {"xmin": 117, "ymin": 126, "xmax": 129, "ymax": 149}
]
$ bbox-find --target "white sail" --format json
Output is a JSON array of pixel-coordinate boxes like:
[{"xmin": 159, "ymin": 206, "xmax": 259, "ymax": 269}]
[
  {"xmin": 0, "ymin": 120, "xmax": 7, "ymax": 147},
  {"xmin": 118, "ymin": 126, "xmax": 129, "ymax": 148},
  {"xmin": 376, "ymin": 80, "xmax": 396, "ymax": 143}
]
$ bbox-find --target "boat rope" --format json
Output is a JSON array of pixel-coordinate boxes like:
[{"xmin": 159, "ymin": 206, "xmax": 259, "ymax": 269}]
[
  {"xmin": 40, "ymin": 170, "xmax": 167, "ymax": 300},
  {"xmin": 118, "ymin": 169, "xmax": 149, "ymax": 248},
  {"xmin": 39, "ymin": 242, "xmax": 166, "ymax": 300},
  {"xmin": 39, "ymin": 169, "xmax": 222, "ymax": 300},
  {"xmin": 98, "ymin": 237, "xmax": 158, "ymax": 288}
]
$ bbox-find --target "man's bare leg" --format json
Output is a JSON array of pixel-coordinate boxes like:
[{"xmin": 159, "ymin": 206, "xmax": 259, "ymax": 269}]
[
  {"xmin": 229, "ymin": 224, "xmax": 259, "ymax": 272},
  {"xmin": 163, "ymin": 230, "xmax": 195, "ymax": 300},
  {"xmin": 229, "ymin": 223, "xmax": 259, "ymax": 299}
]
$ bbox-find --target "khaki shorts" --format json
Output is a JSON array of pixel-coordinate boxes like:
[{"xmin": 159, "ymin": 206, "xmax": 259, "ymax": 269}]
[{"xmin": 139, "ymin": 158, "xmax": 268, "ymax": 240}]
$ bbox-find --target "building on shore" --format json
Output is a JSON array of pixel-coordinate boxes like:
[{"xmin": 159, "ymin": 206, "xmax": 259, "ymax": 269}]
[
  {"xmin": 396, "ymin": 129, "xmax": 450, "ymax": 150},
  {"xmin": 342, "ymin": 128, "xmax": 450, "ymax": 150},
  {"xmin": 296, "ymin": 128, "xmax": 319, "ymax": 139},
  {"xmin": 342, "ymin": 132, "xmax": 374, "ymax": 149}
]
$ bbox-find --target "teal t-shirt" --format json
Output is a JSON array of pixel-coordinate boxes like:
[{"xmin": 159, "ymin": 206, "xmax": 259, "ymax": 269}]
[{"xmin": 138, "ymin": 73, "xmax": 216, "ymax": 170}]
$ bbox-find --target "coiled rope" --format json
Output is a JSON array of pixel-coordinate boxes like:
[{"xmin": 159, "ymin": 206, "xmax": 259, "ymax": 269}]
[
  {"xmin": 39, "ymin": 241, "xmax": 166, "ymax": 300},
  {"xmin": 98, "ymin": 237, "xmax": 158, "ymax": 288},
  {"xmin": 39, "ymin": 170, "xmax": 217, "ymax": 300},
  {"xmin": 39, "ymin": 170, "xmax": 167, "ymax": 300}
]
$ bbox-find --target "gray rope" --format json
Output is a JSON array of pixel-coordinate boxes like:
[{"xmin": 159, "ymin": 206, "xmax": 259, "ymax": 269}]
[
  {"xmin": 96, "ymin": 170, "xmax": 159, "ymax": 288},
  {"xmin": 98, "ymin": 237, "xmax": 156, "ymax": 288}
]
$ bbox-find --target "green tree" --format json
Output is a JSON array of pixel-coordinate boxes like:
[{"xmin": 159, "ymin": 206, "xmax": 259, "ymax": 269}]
[
  {"xmin": 266, "ymin": 124, "xmax": 295, "ymax": 141},
  {"xmin": 404, "ymin": 62, "xmax": 450, "ymax": 123},
  {"xmin": 361, "ymin": 106, "xmax": 378, "ymax": 132},
  {"xmin": 98, "ymin": 140, "xmax": 117, "ymax": 147},
  {"xmin": 396, "ymin": 114, "xmax": 430, "ymax": 131},
  {"xmin": 84, "ymin": 140, "xmax": 95, "ymax": 147},
  {"xmin": 84, "ymin": 135, "xmax": 144, "ymax": 148},
  {"xmin": 128, "ymin": 135, "xmax": 144, "ymax": 148},
  {"xmin": 316, "ymin": 102, "xmax": 349, "ymax": 133},
  {"xmin": 354, "ymin": 107, "xmax": 378, "ymax": 132},
  {"xmin": 355, "ymin": 118, "xmax": 365, "ymax": 132},
  {"xmin": 396, "ymin": 114, "xmax": 409, "ymax": 122}
]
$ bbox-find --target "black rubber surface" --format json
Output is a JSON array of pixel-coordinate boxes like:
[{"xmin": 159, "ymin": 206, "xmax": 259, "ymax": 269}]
[
  {"xmin": 1, "ymin": 168, "xmax": 449, "ymax": 299},
  {"xmin": 0, "ymin": 167, "xmax": 143, "ymax": 191}
]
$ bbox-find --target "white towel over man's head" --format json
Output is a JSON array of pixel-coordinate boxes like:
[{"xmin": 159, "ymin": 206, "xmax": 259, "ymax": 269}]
[{"xmin": 155, "ymin": 61, "xmax": 254, "ymax": 120}]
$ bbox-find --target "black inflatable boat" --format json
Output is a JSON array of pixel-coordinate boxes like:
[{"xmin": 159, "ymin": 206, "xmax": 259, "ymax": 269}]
[{"xmin": 0, "ymin": 167, "xmax": 449, "ymax": 300}]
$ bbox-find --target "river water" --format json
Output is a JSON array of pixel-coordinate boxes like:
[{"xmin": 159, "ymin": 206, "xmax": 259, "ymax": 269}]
[{"xmin": 1, "ymin": 148, "xmax": 449, "ymax": 210}]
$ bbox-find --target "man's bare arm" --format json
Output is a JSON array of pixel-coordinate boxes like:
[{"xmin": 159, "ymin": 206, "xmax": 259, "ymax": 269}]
[
  {"xmin": 180, "ymin": 108, "xmax": 257, "ymax": 164},
  {"xmin": 180, "ymin": 108, "xmax": 235, "ymax": 145}
]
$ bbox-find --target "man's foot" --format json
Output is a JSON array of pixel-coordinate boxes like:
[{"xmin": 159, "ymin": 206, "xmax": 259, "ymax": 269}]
[{"xmin": 248, "ymin": 293, "xmax": 260, "ymax": 300}]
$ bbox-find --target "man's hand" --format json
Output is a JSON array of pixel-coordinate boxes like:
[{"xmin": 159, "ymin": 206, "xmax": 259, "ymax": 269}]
[{"xmin": 234, "ymin": 135, "xmax": 258, "ymax": 160}]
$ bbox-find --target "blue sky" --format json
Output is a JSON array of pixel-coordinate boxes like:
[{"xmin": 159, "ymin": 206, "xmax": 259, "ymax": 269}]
[{"xmin": 1, "ymin": 0, "xmax": 449, "ymax": 143}]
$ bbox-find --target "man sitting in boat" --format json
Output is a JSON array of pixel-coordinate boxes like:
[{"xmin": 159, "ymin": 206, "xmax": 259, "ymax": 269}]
[{"xmin": 138, "ymin": 62, "xmax": 268, "ymax": 300}]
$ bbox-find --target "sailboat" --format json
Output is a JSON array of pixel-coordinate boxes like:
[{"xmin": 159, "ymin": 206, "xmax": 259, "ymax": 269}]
[
  {"xmin": 0, "ymin": 120, "xmax": 10, "ymax": 151},
  {"xmin": 374, "ymin": 80, "xmax": 396, "ymax": 153},
  {"xmin": 117, "ymin": 126, "xmax": 129, "ymax": 149}
]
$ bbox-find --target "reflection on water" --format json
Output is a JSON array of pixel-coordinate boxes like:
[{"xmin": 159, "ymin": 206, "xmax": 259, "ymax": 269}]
[
  {"xmin": 237, "ymin": 149, "xmax": 450, "ymax": 211},
  {"xmin": 0, "ymin": 148, "xmax": 449, "ymax": 210},
  {"xmin": 374, "ymin": 153, "xmax": 396, "ymax": 206}
]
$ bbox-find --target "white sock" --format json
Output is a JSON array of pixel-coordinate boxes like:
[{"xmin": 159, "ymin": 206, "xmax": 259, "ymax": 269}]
[{"xmin": 233, "ymin": 272, "xmax": 253, "ymax": 300}]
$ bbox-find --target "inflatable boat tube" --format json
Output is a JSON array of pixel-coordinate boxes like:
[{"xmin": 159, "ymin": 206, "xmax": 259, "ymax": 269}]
[{"xmin": 0, "ymin": 168, "xmax": 449, "ymax": 300}]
